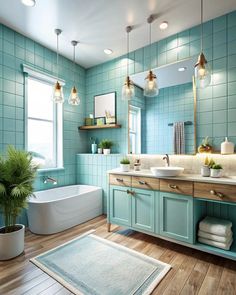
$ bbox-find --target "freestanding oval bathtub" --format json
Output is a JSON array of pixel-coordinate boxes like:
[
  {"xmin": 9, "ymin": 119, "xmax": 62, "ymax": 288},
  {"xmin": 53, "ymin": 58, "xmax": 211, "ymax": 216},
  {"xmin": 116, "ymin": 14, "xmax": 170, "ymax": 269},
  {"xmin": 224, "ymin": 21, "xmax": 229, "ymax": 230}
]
[{"xmin": 27, "ymin": 185, "xmax": 103, "ymax": 235}]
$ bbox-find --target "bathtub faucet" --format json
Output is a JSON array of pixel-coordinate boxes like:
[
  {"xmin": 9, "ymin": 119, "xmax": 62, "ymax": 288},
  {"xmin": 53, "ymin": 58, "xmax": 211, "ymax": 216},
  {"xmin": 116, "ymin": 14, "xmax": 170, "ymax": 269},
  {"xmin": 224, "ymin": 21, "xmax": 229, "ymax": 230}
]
[{"xmin": 43, "ymin": 176, "xmax": 57, "ymax": 185}]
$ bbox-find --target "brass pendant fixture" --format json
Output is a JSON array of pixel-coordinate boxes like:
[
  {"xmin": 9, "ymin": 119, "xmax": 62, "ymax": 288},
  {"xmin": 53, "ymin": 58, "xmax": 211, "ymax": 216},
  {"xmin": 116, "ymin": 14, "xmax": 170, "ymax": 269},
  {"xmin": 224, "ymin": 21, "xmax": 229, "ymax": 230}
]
[
  {"xmin": 144, "ymin": 15, "xmax": 159, "ymax": 97},
  {"xmin": 194, "ymin": 0, "xmax": 211, "ymax": 88},
  {"xmin": 122, "ymin": 26, "xmax": 135, "ymax": 101},
  {"xmin": 68, "ymin": 40, "xmax": 80, "ymax": 106},
  {"xmin": 52, "ymin": 29, "xmax": 64, "ymax": 103}
]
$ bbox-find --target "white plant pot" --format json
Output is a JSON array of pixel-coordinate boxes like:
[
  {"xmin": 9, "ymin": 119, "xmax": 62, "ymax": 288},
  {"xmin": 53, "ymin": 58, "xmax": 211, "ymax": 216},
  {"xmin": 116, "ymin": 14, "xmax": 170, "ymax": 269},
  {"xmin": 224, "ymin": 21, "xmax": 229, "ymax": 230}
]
[
  {"xmin": 120, "ymin": 164, "xmax": 130, "ymax": 172},
  {"xmin": 201, "ymin": 165, "xmax": 210, "ymax": 177},
  {"xmin": 103, "ymin": 149, "xmax": 111, "ymax": 155},
  {"xmin": 210, "ymin": 169, "xmax": 222, "ymax": 178},
  {"xmin": 0, "ymin": 224, "xmax": 25, "ymax": 260}
]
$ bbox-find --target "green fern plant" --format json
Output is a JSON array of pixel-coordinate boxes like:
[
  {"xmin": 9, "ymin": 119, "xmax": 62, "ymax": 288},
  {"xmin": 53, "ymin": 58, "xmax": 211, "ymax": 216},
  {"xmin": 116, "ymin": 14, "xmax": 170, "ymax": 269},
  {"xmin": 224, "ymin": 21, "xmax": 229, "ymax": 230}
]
[{"xmin": 0, "ymin": 146, "xmax": 38, "ymax": 233}]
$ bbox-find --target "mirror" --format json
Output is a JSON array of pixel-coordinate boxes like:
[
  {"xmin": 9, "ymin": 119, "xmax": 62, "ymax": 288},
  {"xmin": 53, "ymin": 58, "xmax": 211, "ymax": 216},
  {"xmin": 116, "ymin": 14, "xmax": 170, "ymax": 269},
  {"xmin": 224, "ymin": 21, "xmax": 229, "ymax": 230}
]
[
  {"xmin": 129, "ymin": 58, "xmax": 196, "ymax": 155},
  {"xmin": 94, "ymin": 92, "xmax": 116, "ymax": 123}
]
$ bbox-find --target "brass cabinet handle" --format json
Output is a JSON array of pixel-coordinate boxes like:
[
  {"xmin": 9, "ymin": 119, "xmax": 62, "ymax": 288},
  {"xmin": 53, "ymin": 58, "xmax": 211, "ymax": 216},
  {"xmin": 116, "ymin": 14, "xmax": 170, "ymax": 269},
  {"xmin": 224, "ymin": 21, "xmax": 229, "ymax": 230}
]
[
  {"xmin": 116, "ymin": 178, "xmax": 124, "ymax": 182},
  {"xmin": 210, "ymin": 190, "xmax": 224, "ymax": 198},
  {"xmin": 127, "ymin": 190, "xmax": 135, "ymax": 196},
  {"xmin": 168, "ymin": 184, "xmax": 178, "ymax": 189},
  {"xmin": 138, "ymin": 180, "xmax": 147, "ymax": 185}
]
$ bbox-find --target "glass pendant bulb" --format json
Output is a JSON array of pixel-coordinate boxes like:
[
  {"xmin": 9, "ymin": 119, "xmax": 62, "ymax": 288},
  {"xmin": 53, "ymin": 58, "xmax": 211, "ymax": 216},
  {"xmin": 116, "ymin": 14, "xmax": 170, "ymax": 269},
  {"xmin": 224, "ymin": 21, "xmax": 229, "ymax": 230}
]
[
  {"xmin": 144, "ymin": 70, "xmax": 159, "ymax": 97},
  {"xmin": 194, "ymin": 52, "xmax": 211, "ymax": 88},
  {"xmin": 52, "ymin": 29, "xmax": 64, "ymax": 103},
  {"xmin": 122, "ymin": 76, "xmax": 135, "ymax": 101},
  {"xmin": 68, "ymin": 86, "xmax": 80, "ymax": 105},
  {"xmin": 53, "ymin": 81, "xmax": 64, "ymax": 103}
]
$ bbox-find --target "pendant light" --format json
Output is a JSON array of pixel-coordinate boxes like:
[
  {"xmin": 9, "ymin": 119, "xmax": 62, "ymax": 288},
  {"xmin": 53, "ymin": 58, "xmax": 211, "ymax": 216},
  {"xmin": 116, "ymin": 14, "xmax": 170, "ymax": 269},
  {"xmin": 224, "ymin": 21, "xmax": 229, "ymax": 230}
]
[
  {"xmin": 144, "ymin": 15, "xmax": 159, "ymax": 97},
  {"xmin": 68, "ymin": 40, "xmax": 80, "ymax": 106},
  {"xmin": 122, "ymin": 26, "xmax": 135, "ymax": 101},
  {"xmin": 52, "ymin": 29, "xmax": 64, "ymax": 103},
  {"xmin": 194, "ymin": 0, "xmax": 211, "ymax": 88}
]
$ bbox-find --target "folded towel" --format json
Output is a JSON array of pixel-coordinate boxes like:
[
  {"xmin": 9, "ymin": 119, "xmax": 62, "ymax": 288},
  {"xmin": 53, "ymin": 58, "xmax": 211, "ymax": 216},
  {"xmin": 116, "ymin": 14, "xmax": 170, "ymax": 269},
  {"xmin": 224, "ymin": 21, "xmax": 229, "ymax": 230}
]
[
  {"xmin": 199, "ymin": 216, "xmax": 232, "ymax": 237},
  {"xmin": 198, "ymin": 237, "xmax": 233, "ymax": 251},
  {"xmin": 198, "ymin": 230, "xmax": 233, "ymax": 243}
]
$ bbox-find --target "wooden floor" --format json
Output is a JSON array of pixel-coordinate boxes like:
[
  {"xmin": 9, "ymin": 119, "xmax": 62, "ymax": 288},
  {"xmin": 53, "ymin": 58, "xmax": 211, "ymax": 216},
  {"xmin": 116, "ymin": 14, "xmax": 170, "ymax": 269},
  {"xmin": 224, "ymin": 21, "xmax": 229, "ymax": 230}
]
[{"xmin": 0, "ymin": 215, "xmax": 236, "ymax": 295}]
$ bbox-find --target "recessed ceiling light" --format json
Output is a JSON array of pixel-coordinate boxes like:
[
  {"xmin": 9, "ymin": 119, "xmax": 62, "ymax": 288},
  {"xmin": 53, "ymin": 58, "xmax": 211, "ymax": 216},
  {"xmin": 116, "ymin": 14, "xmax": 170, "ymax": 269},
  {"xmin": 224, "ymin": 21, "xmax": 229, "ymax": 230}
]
[
  {"xmin": 104, "ymin": 48, "xmax": 113, "ymax": 55},
  {"xmin": 178, "ymin": 67, "xmax": 187, "ymax": 72},
  {"xmin": 159, "ymin": 21, "xmax": 168, "ymax": 30},
  {"xmin": 21, "ymin": 0, "xmax": 36, "ymax": 7}
]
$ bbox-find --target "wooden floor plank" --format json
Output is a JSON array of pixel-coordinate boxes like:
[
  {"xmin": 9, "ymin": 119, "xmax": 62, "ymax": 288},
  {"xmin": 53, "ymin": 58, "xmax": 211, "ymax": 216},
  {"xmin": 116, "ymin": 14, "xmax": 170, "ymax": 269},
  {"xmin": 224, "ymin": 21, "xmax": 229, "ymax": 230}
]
[{"xmin": 0, "ymin": 215, "xmax": 236, "ymax": 295}]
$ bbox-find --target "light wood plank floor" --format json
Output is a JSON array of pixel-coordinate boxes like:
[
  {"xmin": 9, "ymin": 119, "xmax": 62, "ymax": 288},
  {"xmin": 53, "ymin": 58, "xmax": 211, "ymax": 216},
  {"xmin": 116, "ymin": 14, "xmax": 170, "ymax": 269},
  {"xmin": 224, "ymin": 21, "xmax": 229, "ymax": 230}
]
[{"xmin": 0, "ymin": 215, "xmax": 236, "ymax": 295}]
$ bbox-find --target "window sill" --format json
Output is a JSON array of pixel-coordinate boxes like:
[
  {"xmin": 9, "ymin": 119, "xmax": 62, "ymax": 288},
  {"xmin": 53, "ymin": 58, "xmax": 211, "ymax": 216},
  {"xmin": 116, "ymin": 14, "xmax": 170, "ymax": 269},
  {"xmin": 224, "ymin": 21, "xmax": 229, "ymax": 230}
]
[{"xmin": 37, "ymin": 167, "xmax": 65, "ymax": 174}]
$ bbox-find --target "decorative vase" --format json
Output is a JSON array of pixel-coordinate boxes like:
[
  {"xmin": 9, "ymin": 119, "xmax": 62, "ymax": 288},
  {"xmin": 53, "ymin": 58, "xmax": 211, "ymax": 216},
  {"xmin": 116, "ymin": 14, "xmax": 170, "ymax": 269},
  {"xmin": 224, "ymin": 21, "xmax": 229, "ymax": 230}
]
[
  {"xmin": 201, "ymin": 165, "xmax": 210, "ymax": 177},
  {"xmin": 120, "ymin": 164, "xmax": 130, "ymax": 172},
  {"xmin": 98, "ymin": 148, "xmax": 103, "ymax": 154},
  {"xmin": 210, "ymin": 169, "xmax": 222, "ymax": 178},
  {"xmin": 221, "ymin": 137, "xmax": 234, "ymax": 154},
  {"xmin": 91, "ymin": 143, "xmax": 97, "ymax": 154},
  {"xmin": 0, "ymin": 224, "xmax": 25, "ymax": 260},
  {"xmin": 103, "ymin": 149, "xmax": 111, "ymax": 155}
]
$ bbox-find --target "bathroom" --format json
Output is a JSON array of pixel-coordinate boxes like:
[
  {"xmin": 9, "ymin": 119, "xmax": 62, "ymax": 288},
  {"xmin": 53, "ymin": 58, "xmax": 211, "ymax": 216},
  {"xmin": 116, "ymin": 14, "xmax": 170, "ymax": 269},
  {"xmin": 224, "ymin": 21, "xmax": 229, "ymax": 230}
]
[{"xmin": 0, "ymin": 0, "xmax": 236, "ymax": 294}]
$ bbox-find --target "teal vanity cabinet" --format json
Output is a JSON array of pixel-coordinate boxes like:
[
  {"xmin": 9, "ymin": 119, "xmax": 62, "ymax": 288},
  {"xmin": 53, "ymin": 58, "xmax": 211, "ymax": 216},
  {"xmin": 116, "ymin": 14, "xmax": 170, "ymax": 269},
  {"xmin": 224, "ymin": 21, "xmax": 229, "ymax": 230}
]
[
  {"xmin": 109, "ymin": 175, "xmax": 132, "ymax": 227},
  {"xmin": 159, "ymin": 179, "xmax": 194, "ymax": 244},
  {"xmin": 108, "ymin": 175, "xmax": 159, "ymax": 232}
]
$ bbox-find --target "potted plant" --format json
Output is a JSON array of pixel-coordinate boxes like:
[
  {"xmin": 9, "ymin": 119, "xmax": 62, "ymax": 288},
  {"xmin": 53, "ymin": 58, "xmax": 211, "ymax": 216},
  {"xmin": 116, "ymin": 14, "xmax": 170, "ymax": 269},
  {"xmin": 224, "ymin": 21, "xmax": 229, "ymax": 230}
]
[
  {"xmin": 198, "ymin": 136, "xmax": 213, "ymax": 153},
  {"xmin": 210, "ymin": 163, "xmax": 223, "ymax": 178},
  {"xmin": 201, "ymin": 156, "xmax": 213, "ymax": 177},
  {"xmin": 99, "ymin": 139, "xmax": 113, "ymax": 155},
  {"xmin": 0, "ymin": 146, "xmax": 37, "ymax": 260},
  {"xmin": 120, "ymin": 158, "xmax": 130, "ymax": 172},
  {"xmin": 98, "ymin": 142, "xmax": 103, "ymax": 154}
]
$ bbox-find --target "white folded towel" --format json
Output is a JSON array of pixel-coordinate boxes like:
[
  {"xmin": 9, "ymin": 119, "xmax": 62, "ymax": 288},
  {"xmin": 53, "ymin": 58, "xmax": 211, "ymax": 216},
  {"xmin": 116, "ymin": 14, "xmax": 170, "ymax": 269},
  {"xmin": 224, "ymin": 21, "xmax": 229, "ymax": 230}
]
[
  {"xmin": 198, "ymin": 230, "xmax": 233, "ymax": 243},
  {"xmin": 198, "ymin": 237, "xmax": 233, "ymax": 251},
  {"xmin": 199, "ymin": 216, "xmax": 232, "ymax": 237}
]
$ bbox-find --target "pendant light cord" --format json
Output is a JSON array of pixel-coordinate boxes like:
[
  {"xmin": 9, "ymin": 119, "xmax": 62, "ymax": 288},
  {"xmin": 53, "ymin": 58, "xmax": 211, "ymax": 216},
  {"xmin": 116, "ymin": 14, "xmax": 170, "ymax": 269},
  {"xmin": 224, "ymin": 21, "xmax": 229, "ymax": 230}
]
[
  {"xmin": 200, "ymin": 0, "xmax": 203, "ymax": 52},
  {"xmin": 127, "ymin": 29, "xmax": 129, "ymax": 77},
  {"xmin": 73, "ymin": 44, "xmax": 75, "ymax": 84},
  {"xmin": 56, "ymin": 33, "xmax": 59, "ymax": 79},
  {"xmin": 149, "ymin": 21, "xmax": 151, "ymax": 70}
]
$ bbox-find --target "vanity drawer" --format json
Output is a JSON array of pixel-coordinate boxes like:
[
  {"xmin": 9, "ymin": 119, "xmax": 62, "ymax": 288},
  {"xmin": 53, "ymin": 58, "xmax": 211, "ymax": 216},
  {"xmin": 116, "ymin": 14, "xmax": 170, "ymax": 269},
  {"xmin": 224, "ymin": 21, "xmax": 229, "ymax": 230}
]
[
  {"xmin": 160, "ymin": 179, "xmax": 193, "ymax": 196},
  {"xmin": 194, "ymin": 182, "xmax": 236, "ymax": 202},
  {"xmin": 109, "ymin": 174, "xmax": 132, "ymax": 187},
  {"xmin": 132, "ymin": 176, "xmax": 160, "ymax": 190}
]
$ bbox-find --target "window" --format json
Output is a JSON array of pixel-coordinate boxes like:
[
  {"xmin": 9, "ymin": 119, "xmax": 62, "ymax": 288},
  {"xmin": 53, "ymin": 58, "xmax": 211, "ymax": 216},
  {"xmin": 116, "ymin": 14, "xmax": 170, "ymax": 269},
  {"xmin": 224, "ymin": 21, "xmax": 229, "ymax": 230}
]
[
  {"xmin": 129, "ymin": 105, "xmax": 141, "ymax": 154},
  {"xmin": 25, "ymin": 68, "xmax": 63, "ymax": 169}
]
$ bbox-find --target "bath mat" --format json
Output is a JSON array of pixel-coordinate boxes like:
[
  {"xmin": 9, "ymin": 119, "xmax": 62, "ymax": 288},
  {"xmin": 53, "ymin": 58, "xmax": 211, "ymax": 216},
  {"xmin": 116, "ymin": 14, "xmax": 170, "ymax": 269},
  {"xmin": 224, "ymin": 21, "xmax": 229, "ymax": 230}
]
[{"xmin": 30, "ymin": 230, "xmax": 171, "ymax": 295}]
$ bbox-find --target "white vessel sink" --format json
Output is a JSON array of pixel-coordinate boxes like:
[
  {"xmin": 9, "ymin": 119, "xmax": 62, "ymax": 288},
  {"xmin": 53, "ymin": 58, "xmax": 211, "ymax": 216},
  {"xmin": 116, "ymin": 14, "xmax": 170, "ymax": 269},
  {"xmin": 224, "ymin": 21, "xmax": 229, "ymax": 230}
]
[{"xmin": 151, "ymin": 166, "xmax": 184, "ymax": 177}]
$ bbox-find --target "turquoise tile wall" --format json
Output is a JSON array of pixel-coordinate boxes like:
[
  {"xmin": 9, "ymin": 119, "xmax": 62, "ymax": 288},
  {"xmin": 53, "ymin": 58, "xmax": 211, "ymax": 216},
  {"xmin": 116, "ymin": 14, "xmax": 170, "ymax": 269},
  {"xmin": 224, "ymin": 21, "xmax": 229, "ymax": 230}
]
[
  {"xmin": 83, "ymin": 11, "xmax": 236, "ymax": 153},
  {"xmin": 0, "ymin": 24, "xmax": 87, "ymax": 225},
  {"xmin": 76, "ymin": 154, "xmax": 124, "ymax": 212}
]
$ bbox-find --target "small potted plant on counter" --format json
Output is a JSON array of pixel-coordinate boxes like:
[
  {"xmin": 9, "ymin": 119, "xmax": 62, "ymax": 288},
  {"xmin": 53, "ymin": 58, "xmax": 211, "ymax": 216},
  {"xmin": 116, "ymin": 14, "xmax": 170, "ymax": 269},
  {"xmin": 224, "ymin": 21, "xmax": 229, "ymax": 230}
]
[
  {"xmin": 120, "ymin": 158, "xmax": 130, "ymax": 172},
  {"xmin": 99, "ymin": 139, "xmax": 113, "ymax": 155},
  {"xmin": 210, "ymin": 163, "xmax": 223, "ymax": 178},
  {"xmin": 201, "ymin": 157, "xmax": 214, "ymax": 177},
  {"xmin": 0, "ymin": 146, "xmax": 37, "ymax": 260}
]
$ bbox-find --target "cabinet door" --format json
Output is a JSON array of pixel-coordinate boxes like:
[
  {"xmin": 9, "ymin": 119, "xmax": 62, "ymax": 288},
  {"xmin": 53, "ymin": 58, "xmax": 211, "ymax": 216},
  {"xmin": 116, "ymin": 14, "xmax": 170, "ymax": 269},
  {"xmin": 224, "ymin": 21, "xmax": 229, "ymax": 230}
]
[
  {"xmin": 160, "ymin": 192, "xmax": 193, "ymax": 244},
  {"xmin": 132, "ymin": 188, "xmax": 155, "ymax": 232},
  {"xmin": 109, "ymin": 186, "xmax": 131, "ymax": 227}
]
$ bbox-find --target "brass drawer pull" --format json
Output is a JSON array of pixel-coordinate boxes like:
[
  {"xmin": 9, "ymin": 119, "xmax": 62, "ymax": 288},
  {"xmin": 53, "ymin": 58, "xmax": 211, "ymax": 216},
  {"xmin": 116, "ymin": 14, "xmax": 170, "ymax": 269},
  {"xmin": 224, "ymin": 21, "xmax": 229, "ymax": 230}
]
[
  {"xmin": 127, "ymin": 190, "xmax": 135, "ymax": 196},
  {"xmin": 210, "ymin": 190, "xmax": 224, "ymax": 198},
  {"xmin": 168, "ymin": 184, "xmax": 178, "ymax": 189},
  {"xmin": 138, "ymin": 180, "xmax": 147, "ymax": 185},
  {"xmin": 116, "ymin": 178, "xmax": 124, "ymax": 182}
]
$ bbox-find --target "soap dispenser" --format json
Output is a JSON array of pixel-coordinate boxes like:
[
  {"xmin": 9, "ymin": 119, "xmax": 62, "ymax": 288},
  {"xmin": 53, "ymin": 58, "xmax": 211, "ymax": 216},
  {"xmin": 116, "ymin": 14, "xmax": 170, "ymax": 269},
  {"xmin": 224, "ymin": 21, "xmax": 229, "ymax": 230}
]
[{"xmin": 221, "ymin": 137, "xmax": 234, "ymax": 154}]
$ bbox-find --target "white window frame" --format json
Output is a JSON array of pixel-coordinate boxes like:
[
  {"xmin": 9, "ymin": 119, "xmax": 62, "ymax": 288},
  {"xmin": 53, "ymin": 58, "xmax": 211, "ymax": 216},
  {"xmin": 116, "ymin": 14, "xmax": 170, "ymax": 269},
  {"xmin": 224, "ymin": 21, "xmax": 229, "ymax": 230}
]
[
  {"xmin": 129, "ymin": 105, "xmax": 141, "ymax": 154},
  {"xmin": 23, "ymin": 64, "xmax": 64, "ymax": 171}
]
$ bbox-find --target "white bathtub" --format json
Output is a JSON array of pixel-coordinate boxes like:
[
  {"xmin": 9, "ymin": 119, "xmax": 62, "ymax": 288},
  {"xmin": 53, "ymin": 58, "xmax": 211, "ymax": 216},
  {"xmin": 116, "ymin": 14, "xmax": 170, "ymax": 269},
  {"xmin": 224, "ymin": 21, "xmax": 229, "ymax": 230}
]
[{"xmin": 27, "ymin": 185, "xmax": 103, "ymax": 235}]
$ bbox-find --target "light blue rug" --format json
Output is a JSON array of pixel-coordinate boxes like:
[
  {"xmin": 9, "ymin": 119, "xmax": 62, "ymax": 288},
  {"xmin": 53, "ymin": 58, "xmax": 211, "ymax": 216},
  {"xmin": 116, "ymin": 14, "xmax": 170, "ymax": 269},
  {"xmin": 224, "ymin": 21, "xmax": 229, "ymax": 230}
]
[{"xmin": 30, "ymin": 231, "xmax": 171, "ymax": 295}]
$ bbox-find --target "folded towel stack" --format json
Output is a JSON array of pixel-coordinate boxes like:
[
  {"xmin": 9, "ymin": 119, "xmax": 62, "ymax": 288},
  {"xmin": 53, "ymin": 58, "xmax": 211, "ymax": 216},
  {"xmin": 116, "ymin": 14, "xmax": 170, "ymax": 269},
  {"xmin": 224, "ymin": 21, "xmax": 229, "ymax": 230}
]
[{"xmin": 198, "ymin": 216, "xmax": 233, "ymax": 250}]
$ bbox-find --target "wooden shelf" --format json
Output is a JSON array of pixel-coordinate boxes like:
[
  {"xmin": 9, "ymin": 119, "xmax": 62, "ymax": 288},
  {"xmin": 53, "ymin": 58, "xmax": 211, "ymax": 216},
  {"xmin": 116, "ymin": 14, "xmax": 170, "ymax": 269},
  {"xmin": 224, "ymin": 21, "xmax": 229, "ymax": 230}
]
[{"xmin": 79, "ymin": 124, "xmax": 121, "ymax": 130}]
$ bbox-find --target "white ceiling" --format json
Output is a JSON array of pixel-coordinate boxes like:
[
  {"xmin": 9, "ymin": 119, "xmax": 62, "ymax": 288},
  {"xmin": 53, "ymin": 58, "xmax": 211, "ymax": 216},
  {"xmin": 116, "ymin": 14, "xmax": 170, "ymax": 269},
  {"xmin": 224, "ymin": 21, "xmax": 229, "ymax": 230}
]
[
  {"xmin": 0, "ymin": 0, "xmax": 236, "ymax": 69},
  {"xmin": 131, "ymin": 58, "xmax": 195, "ymax": 89}
]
